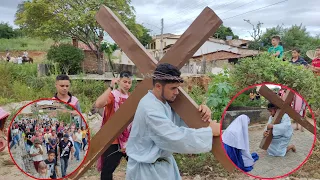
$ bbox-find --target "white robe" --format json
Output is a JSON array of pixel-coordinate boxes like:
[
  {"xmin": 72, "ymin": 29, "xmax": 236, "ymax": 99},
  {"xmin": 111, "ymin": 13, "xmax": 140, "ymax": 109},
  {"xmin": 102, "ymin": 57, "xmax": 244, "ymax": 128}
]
[
  {"xmin": 222, "ymin": 114, "xmax": 254, "ymax": 167},
  {"xmin": 126, "ymin": 91, "xmax": 213, "ymax": 180},
  {"xmin": 266, "ymin": 114, "xmax": 293, "ymax": 156}
]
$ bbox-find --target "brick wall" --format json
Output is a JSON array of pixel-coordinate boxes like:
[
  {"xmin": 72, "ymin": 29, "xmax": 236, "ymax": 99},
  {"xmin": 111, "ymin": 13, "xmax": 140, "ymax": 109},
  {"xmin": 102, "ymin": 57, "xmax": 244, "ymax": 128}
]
[{"xmin": 82, "ymin": 51, "xmax": 100, "ymax": 73}]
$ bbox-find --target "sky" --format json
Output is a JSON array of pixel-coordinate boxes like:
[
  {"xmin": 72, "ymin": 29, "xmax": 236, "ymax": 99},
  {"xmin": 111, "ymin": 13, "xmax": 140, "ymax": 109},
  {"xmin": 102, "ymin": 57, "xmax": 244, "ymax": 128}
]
[{"xmin": 0, "ymin": 0, "xmax": 319, "ymax": 40}]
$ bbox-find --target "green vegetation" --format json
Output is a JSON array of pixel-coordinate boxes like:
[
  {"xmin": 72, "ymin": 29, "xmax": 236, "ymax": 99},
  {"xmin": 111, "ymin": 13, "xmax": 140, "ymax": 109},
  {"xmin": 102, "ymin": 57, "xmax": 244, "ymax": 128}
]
[
  {"xmin": 0, "ymin": 37, "xmax": 55, "ymax": 51},
  {"xmin": 47, "ymin": 44, "xmax": 85, "ymax": 75},
  {"xmin": 248, "ymin": 24, "xmax": 320, "ymax": 62},
  {"xmin": 15, "ymin": 0, "xmax": 152, "ymax": 74}
]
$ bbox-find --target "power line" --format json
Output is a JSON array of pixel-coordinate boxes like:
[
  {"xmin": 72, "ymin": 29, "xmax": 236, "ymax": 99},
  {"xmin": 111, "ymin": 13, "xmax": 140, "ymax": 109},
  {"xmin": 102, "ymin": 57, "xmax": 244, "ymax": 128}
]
[
  {"xmin": 165, "ymin": 0, "xmax": 241, "ymax": 32},
  {"xmin": 223, "ymin": 0, "xmax": 288, "ymax": 20},
  {"xmin": 218, "ymin": 0, "xmax": 257, "ymax": 15},
  {"xmin": 168, "ymin": 0, "xmax": 288, "ymax": 34}
]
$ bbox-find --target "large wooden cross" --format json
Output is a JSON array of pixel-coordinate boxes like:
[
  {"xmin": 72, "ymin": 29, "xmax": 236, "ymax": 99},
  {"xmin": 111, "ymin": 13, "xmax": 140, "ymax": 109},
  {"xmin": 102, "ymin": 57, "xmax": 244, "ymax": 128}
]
[
  {"xmin": 68, "ymin": 5, "xmax": 235, "ymax": 179},
  {"xmin": 257, "ymin": 85, "xmax": 315, "ymax": 150}
]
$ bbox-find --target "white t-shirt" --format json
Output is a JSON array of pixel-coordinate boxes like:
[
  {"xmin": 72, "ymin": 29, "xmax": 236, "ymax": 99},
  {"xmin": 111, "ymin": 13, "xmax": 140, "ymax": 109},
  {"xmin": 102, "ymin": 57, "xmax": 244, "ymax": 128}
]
[
  {"xmin": 18, "ymin": 57, "xmax": 22, "ymax": 64},
  {"xmin": 74, "ymin": 132, "xmax": 82, "ymax": 143},
  {"xmin": 30, "ymin": 145, "xmax": 44, "ymax": 162},
  {"xmin": 44, "ymin": 133, "xmax": 52, "ymax": 143},
  {"xmin": 12, "ymin": 129, "xmax": 19, "ymax": 135}
]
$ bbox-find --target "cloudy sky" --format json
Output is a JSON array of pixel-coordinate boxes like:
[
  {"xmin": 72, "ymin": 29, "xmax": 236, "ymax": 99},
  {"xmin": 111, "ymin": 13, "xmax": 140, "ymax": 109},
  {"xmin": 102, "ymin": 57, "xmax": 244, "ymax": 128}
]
[{"xmin": 1, "ymin": 0, "xmax": 319, "ymax": 40}]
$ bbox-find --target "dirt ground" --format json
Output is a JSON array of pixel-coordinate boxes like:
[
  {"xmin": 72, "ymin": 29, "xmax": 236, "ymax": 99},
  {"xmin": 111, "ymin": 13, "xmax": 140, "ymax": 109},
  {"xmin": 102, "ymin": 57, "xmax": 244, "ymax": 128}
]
[{"xmin": 1, "ymin": 102, "xmax": 320, "ymax": 180}]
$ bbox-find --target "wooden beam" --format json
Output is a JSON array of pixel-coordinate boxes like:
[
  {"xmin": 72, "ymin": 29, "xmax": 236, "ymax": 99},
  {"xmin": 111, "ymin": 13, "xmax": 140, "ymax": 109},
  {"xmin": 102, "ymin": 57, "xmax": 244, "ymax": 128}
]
[
  {"xmin": 257, "ymin": 85, "xmax": 315, "ymax": 150},
  {"xmin": 96, "ymin": 5, "xmax": 157, "ymax": 74},
  {"xmin": 258, "ymin": 85, "xmax": 315, "ymax": 134},
  {"xmin": 160, "ymin": 7, "xmax": 222, "ymax": 69},
  {"xmin": 259, "ymin": 89, "xmax": 295, "ymax": 150},
  {"xmin": 68, "ymin": 6, "xmax": 233, "ymax": 179}
]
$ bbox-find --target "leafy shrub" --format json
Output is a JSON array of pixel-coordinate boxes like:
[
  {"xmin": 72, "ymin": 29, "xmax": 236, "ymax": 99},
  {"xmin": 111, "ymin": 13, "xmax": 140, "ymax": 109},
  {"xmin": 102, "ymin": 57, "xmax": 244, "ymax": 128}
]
[
  {"xmin": 47, "ymin": 43, "xmax": 85, "ymax": 75},
  {"xmin": 230, "ymin": 53, "xmax": 320, "ymax": 109},
  {"xmin": 206, "ymin": 70, "xmax": 234, "ymax": 121},
  {"xmin": 230, "ymin": 93, "xmax": 267, "ymax": 108}
]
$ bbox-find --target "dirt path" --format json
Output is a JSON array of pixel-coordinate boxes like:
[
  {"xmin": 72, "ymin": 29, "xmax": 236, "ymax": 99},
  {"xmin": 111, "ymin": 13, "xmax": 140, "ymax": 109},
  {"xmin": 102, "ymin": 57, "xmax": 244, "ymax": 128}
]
[
  {"xmin": 248, "ymin": 123, "xmax": 314, "ymax": 178},
  {"xmin": 1, "ymin": 101, "xmax": 319, "ymax": 180}
]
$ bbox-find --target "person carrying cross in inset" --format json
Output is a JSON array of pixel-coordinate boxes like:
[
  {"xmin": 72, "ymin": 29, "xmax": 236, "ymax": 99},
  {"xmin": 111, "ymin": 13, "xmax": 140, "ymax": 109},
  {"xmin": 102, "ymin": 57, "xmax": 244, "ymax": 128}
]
[
  {"xmin": 222, "ymin": 115, "xmax": 259, "ymax": 172},
  {"xmin": 94, "ymin": 71, "xmax": 133, "ymax": 180},
  {"xmin": 125, "ymin": 63, "xmax": 221, "ymax": 180},
  {"xmin": 263, "ymin": 103, "xmax": 296, "ymax": 156}
]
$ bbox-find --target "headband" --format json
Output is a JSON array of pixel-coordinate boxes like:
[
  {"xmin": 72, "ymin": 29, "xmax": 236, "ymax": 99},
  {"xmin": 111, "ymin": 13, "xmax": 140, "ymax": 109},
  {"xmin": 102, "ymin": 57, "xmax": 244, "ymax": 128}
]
[{"xmin": 152, "ymin": 71, "xmax": 184, "ymax": 83}]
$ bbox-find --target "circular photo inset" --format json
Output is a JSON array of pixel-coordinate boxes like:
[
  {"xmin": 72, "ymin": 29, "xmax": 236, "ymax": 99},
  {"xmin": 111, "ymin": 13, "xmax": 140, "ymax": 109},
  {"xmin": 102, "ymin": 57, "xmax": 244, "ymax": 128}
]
[
  {"xmin": 220, "ymin": 83, "xmax": 316, "ymax": 179},
  {"xmin": 8, "ymin": 99, "xmax": 90, "ymax": 179}
]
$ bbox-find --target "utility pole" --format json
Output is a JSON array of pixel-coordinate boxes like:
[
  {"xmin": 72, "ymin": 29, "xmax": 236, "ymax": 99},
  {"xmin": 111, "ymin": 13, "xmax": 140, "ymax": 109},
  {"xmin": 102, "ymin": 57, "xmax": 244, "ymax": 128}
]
[{"xmin": 160, "ymin": 18, "xmax": 164, "ymax": 59}]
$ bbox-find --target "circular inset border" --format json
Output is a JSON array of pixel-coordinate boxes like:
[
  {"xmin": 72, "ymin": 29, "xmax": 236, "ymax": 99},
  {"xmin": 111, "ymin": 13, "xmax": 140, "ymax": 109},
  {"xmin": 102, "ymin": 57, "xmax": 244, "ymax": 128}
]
[
  {"xmin": 219, "ymin": 82, "xmax": 317, "ymax": 179},
  {"xmin": 7, "ymin": 98, "xmax": 91, "ymax": 180}
]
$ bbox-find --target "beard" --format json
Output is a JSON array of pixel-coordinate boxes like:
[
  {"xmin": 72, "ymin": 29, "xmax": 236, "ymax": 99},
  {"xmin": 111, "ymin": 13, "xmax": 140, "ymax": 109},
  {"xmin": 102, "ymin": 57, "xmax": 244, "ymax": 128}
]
[{"xmin": 161, "ymin": 87, "xmax": 175, "ymax": 103}]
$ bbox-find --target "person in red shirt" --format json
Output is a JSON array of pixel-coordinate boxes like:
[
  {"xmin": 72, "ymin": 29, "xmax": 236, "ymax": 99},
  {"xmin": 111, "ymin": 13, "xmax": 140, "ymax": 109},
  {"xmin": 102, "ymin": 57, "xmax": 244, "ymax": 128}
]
[
  {"xmin": 311, "ymin": 47, "xmax": 320, "ymax": 75},
  {"xmin": 94, "ymin": 71, "xmax": 133, "ymax": 180}
]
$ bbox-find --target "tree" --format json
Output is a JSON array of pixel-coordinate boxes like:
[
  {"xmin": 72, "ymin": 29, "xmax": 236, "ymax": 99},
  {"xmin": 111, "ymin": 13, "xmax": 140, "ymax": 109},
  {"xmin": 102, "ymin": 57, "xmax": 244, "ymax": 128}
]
[
  {"xmin": 259, "ymin": 25, "xmax": 284, "ymax": 49},
  {"xmin": 15, "ymin": 0, "xmax": 148, "ymax": 74},
  {"xmin": 0, "ymin": 22, "xmax": 17, "ymax": 39},
  {"xmin": 138, "ymin": 25, "xmax": 152, "ymax": 47},
  {"xmin": 100, "ymin": 42, "xmax": 118, "ymax": 77},
  {"xmin": 244, "ymin": 19, "xmax": 263, "ymax": 41},
  {"xmin": 214, "ymin": 25, "xmax": 239, "ymax": 40},
  {"xmin": 47, "ymin": 44, "xmax": 85, "ymax": 75}
]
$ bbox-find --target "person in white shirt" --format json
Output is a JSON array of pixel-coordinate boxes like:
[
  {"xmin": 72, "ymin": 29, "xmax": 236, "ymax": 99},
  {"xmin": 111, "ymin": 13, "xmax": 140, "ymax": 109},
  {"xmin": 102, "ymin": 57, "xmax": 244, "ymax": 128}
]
[
  {"xmin": 17, "ymin": 56, "xmax": 22, "ymax": 64},
  {"xmin": 30, "ymin": 139, "xmax": 44, "ymax": 172}
]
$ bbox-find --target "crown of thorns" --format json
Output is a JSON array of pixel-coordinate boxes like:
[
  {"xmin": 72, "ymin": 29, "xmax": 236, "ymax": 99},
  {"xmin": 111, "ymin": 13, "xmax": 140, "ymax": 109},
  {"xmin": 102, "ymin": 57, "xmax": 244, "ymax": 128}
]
[{"xmin": 152, "ymin": 71, "xmax": 184, "ymax": 83}]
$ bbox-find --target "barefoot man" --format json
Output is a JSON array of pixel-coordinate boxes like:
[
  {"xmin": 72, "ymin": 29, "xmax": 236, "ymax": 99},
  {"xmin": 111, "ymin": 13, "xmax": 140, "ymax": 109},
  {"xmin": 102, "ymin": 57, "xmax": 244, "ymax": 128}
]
[{"xmin": 264, "ymin": 103, "xmax": 296, "ymax": 156}]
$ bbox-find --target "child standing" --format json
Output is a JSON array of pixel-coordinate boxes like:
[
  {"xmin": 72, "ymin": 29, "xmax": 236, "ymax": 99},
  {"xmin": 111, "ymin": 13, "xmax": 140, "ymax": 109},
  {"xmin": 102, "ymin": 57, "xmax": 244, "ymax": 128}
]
[
  {"xmin": 33, "ymin": 161, "xmax": 50, "ymax": 179},
  {"xmin": 45, "ymin": 149, "xmax": 59, "ymax": 179}
]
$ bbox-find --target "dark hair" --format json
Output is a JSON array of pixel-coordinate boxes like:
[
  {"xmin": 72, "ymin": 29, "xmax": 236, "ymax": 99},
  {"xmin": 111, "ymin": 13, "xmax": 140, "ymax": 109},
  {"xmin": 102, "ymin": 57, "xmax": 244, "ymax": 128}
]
[
  {"xmin": 267, "ymin": 103, "xmax": 279, "ymax": 109},
  {"xmin": 56, "ymin": 74, "xmax": 70, "ymax": 82},
  {"xmin": 152, "ymin": 63, "xmax": 182, "ymax": 86},
  {"xmin": 120, "ymin": 71, "xmax": 133, "ymax": 78},
  {"xmin": 292, "ymin": 48, "xmax": 301, "ymax": 53},
  {"xmin": 316, "ymin": 46, "xmax": 320, "ymax": 50},
  {"xmin": 48, "ymin": 149, "xmax": 55, "ymax": 155},
  {"xmin": 272, "ymin": 35, "xmax": 281, "ymax": 41}
]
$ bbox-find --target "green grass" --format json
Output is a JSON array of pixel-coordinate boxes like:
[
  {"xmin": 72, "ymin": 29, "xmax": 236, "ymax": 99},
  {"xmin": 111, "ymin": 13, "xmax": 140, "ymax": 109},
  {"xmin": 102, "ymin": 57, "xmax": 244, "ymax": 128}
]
[{"xmin": 0, "ymin": 37, "xmax": 70, "ymax": 51}]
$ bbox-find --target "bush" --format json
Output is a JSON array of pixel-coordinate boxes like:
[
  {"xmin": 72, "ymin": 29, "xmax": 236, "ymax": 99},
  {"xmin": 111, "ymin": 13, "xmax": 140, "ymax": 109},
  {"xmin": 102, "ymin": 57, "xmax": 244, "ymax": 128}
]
[
  {"xmin": 206, "ymin": 70, "xmax": 235, "ymax": 121},
  {"xmin": 47, "ymin": 43, "xmax": 85, "ymax": 75},
  {"xmin": 230, "ymin": 53, "xmax": 320, "ymax": 109},
  {"xmin": 230, "ymin": 93, "xmax": 267, "ymax": 107}
]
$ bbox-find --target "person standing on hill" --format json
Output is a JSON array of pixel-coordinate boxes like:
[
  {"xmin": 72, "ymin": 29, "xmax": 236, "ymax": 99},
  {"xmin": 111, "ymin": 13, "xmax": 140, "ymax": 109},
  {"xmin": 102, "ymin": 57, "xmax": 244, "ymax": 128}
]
[{"xmin": 268, "ymin": 36, "xmax": 284, "ymax": 59}]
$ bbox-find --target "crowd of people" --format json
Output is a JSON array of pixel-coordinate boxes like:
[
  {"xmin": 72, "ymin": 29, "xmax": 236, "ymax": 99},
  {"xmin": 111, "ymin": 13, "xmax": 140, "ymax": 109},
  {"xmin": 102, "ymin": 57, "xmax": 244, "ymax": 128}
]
[{"xmin": 9, "ymin": 116, "xmax": 88, "ymax": 179}]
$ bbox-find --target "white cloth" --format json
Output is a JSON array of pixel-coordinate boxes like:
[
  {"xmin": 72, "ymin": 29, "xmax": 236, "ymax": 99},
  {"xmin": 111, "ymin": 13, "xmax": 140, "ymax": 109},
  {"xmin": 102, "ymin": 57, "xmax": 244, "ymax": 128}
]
[
  {"xmin": 265, "ymin": 114, "xmax": 293, "ymax": 156},
  {"xmin": 222, "ymin": 114, "xmax": 254, "ymax": 167},
  {"xmin": 126, "ymin": 91, "xmax": 212, "ymax": 180},
  {"xmin": 30, "ymin": 145, "xmax": 44, "ymax": 161},
  {"xmin": 17, "ymin": 57, "xmax": 22, "ymax": 64}
]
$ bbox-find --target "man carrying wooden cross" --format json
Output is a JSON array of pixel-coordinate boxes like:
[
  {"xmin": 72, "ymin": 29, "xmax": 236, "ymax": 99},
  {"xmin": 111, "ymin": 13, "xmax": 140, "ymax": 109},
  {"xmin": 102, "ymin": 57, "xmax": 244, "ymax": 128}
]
[
  {"xmin": 125, "ymin": 63, "xmax": 221, "ymax": 180},
  {"xmin": 263, "ymin": 102, "xmax": 296, "ymax": 157}
]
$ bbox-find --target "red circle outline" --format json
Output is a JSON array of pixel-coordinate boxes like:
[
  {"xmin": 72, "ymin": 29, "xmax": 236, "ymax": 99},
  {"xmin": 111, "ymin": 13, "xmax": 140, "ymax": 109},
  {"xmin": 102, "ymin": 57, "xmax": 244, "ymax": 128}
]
[
  {"xmin": 7, "ymin": 98, "xmax": 91, "ymax": 180},
  {"xmin": 219, "ymin": 82, "xmax": 317, "ymax": 179}
]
